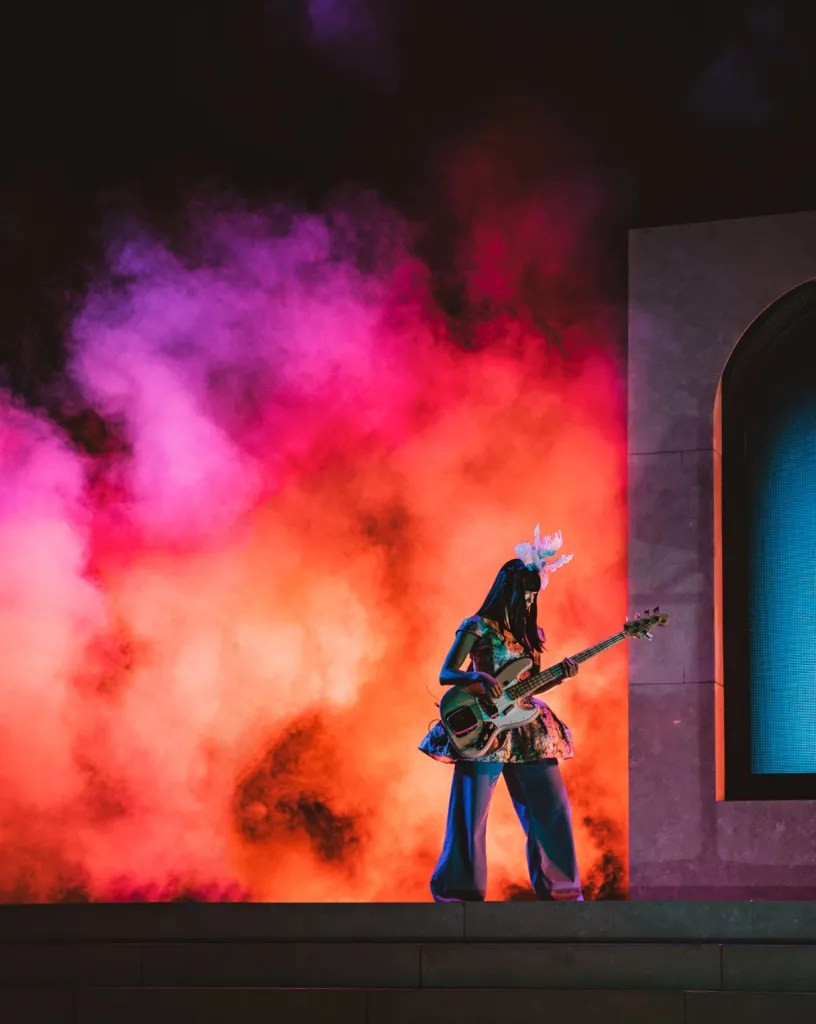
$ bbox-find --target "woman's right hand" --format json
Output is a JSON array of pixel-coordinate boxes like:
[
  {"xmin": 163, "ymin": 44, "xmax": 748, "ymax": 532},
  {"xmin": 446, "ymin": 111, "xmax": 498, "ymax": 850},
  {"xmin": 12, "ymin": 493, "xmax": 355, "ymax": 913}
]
[{"xmin": 464, "ymin": 673, "xmax": 503, "ymax": 698}]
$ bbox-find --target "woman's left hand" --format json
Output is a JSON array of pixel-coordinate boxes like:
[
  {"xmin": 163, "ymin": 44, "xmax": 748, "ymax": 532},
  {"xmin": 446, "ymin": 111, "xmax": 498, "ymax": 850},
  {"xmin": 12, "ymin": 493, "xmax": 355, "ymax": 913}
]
[{"xmin": 561, "ymin": 657, "xmax": 579, "ymax": 678}]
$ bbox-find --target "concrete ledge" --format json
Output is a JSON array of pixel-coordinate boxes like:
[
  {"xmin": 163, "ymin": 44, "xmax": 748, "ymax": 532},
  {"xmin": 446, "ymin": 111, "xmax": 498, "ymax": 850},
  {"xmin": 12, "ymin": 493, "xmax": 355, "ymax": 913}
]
[
  {"xmin": 5, "ymin": 902, "xmax": 816, "ymax": 946},
  {"xmin": 0, "ymin": 988, "xmax": 73, "ymax": 1024},
  {"xmin": 142, "ymin": 941, "xmax": 420, "ymax": 987},
  {"xmin": 8, "ymin": 983, "xmax": 816, "ymax": 1024},
  {"xmin": 75, "ymin": 987, "xmax": 367, "ymax": 1024},
  {"xmin": 723, "ymin": 943, "xmax": 816, "ymax": 991},
  {"xmin": 54, "ymin": 986, "xmax": 689, "ymax": 1024},
  {"xmin": 421, "ymin": 941, "xmax": 720, "ymax": 990},
  {"xmin": 0, "ymin": 903, "xmax": 463, "ymax": 942},
  {"xmin": 747, "ymin": 902, "xmax": 816, "ymax": 941},
  {"xmin": 463, "ymin": 901, "xmax": 753, "ymax": 941},
  {"xmin": 369, "ymin": 988, "xmax": 685, "ymax": 1024},
  {"xmin": 685, "ymin": 990, "xmax": 816, "ymax": 1024},
  {"xmin": 0, "ymin": 942, "xmax": 140, "ymax": 987}
]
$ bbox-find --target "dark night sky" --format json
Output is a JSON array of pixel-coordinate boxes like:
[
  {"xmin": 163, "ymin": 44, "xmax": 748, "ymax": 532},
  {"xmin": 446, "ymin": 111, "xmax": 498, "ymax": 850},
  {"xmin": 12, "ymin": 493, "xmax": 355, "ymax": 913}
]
[{"xmin": 2, "ymin": 1, "xmax": 816, "ymax": 403}]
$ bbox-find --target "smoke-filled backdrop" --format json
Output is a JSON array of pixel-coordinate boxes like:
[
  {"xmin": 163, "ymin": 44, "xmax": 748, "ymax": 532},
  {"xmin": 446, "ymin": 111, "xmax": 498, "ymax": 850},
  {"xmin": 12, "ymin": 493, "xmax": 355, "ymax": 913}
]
[{"xmin": 0, "ymin": 142, "xmax": 627, "ymax": 901}]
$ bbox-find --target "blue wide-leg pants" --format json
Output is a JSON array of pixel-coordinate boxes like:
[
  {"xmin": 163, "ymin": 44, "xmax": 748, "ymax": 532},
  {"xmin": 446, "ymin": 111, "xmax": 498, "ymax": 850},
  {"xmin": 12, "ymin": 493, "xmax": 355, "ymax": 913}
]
[{"xmin": 430, "ymin": 760, "xmax": 583, "ymax": 901}]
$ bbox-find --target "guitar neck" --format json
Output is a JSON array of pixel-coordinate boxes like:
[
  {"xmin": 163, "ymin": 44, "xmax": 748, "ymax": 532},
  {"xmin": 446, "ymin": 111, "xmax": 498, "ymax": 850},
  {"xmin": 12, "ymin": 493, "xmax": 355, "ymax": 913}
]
[{"xmin": 506, "ymin": 630, "xmax": 627, "ymax": 701}]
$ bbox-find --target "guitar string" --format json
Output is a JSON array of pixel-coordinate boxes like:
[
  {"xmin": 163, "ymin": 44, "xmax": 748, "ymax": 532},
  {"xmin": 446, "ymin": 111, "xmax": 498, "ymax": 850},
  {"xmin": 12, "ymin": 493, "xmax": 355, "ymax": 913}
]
[{"xmin": 505, "ymin": 631, "xmax": 628, "ymax": 700}]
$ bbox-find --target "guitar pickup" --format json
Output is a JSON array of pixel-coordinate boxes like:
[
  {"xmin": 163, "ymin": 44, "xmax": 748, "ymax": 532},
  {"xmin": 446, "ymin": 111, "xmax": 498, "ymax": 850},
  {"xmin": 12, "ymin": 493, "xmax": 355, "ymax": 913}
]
[{"xmin": 445, "ymin": 706, "xmax": 480, "ymax": 736}]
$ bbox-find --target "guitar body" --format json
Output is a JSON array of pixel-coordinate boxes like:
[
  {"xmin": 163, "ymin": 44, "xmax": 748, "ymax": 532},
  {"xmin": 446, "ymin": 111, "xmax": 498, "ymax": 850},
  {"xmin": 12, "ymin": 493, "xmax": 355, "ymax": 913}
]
[
  {"xmin": 439, "ymin": 658, "xmax": 539, "ymax": 759},
  {"xmin": 435, "ymin": 609, "xmax": 669, "ymax": 760}
]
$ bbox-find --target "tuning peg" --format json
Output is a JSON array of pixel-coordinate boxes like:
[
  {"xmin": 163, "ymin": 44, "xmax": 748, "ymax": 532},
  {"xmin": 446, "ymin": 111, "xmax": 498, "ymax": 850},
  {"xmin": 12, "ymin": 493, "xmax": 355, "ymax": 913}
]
[{"xmin": 644, "ymin": 631, "xmax": 654, "ymax": 641}]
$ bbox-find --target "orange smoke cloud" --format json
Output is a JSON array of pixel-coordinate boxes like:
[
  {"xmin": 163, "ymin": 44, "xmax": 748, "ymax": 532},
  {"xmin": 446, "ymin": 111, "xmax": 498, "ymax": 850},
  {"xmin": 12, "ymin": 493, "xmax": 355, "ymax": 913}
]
[{"xmin": 0, "ymin": 150, "xmax": 626, "ymax": 901}]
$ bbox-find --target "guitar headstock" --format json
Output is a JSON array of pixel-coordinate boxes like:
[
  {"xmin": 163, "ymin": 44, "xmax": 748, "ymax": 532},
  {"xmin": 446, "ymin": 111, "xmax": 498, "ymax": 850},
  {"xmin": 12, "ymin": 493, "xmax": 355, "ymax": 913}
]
[{"xmin": 624, "ymin": 606, "xmax": 669, "ymax": 641}]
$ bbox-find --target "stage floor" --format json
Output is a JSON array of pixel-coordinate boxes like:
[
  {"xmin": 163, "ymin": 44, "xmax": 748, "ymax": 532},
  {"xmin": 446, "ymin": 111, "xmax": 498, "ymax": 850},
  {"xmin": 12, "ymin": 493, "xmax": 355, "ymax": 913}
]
[{"xmin": 3, "ymin": 901, "xmax": 816, "ymax": 1023}]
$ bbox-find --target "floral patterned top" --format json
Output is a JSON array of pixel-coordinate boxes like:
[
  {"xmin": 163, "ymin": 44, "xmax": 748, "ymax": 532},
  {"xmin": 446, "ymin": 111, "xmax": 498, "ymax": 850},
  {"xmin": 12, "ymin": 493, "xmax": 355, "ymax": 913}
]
[{"xmin": 418, "ymin": 614, "xmax": 574, "ymax": 764}]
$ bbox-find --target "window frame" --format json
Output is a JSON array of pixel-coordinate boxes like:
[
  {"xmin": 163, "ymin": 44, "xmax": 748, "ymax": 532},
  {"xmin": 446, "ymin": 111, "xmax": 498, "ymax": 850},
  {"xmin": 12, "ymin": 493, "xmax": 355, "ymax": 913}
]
[{"xmin": 722, "ymin": 280, "xmax": 816, "ymax": 800}]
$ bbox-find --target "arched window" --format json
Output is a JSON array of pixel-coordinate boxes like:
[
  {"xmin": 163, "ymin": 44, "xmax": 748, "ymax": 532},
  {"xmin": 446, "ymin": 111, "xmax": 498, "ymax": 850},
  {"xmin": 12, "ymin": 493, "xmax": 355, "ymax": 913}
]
[{"xmin": 722, "ymin": 280, "xmax": 816, "ymax": 798}]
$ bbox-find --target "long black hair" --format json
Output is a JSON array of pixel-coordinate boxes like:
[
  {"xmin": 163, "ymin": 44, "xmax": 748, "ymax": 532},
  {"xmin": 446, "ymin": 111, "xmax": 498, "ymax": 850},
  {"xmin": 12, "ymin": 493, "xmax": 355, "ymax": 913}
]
[{"xmin": 477, "ymin": 558, "xmax": 544, "ymax": 653}]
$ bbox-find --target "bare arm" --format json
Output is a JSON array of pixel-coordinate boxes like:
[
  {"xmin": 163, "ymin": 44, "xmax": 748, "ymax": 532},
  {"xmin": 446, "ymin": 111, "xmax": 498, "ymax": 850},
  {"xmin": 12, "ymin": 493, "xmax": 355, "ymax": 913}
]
[{"xmin": 439, "ymin": 631, "xmax": 502, "ymax": 697}]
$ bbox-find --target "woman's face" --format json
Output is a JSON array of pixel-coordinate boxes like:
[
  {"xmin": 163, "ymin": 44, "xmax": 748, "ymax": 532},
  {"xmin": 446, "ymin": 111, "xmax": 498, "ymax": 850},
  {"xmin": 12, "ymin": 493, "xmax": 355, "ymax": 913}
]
[{"xmin": 524, "ymin": 590, "xmax": 537, "ymax": 610}]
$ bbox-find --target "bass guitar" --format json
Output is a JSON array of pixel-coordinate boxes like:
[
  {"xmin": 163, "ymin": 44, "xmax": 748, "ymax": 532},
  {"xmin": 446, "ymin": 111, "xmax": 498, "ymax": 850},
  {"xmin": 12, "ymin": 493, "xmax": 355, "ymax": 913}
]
[{"xmin": 439, "ymin": 609, "xmax": 669, "ymax": 759}]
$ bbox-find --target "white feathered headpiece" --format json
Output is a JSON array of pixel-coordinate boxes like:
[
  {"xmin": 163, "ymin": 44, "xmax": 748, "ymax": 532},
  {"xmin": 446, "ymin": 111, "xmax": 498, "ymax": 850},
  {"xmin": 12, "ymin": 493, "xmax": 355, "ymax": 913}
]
[{"xmin": 514, "ymin": 524, "xmax": 573, "ymax": 590}]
